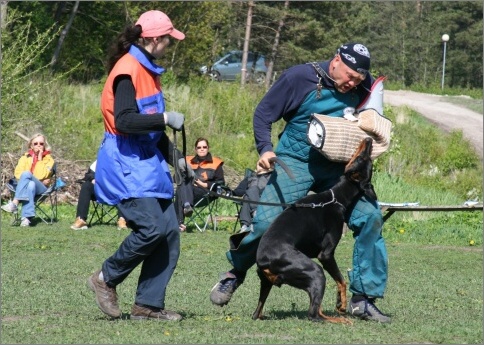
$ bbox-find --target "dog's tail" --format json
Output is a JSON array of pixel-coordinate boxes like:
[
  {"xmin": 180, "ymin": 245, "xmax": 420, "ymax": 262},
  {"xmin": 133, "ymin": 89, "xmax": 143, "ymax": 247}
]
[{"xmin": 268, "ymin": 157, "xmax": 295, "ymax": 180}]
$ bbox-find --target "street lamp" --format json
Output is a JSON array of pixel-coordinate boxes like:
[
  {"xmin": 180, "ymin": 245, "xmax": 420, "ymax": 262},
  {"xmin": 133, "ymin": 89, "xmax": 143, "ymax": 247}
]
[{"xmin": 441, "ymin": 34, "xmax": 449, "ymax": 90}]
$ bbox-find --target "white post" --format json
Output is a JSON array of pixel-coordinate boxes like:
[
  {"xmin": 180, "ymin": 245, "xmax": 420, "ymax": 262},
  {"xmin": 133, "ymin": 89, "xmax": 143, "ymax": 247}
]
[{"xmin": 441, "ymin": 34, "xmax": 449, "ymax": 90}]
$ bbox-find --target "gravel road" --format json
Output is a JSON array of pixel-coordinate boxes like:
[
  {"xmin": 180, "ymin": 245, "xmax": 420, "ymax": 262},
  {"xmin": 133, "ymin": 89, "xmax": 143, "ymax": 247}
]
[{"xmin": 384, "ymin": 90, "xmax": 483, "ymax": 159}]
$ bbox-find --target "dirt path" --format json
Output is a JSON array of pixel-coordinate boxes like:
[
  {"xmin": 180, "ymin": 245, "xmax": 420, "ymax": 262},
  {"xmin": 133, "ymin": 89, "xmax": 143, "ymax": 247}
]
[{"xmin": 384, "ymin": 90, "xmax": 483, "ymax": 159}]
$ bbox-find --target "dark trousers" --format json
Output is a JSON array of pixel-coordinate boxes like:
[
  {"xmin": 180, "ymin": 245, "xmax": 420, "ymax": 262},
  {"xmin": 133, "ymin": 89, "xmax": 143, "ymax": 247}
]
[
  {"xmin": 77, "ymin": 181, "xmax": 121, "ymax": 220},
  {"xmin": 174, "ymin": 179, "xmax": 208, "ymax": 224},
  {"xmin": 239, "ymin": 192, "xmax": 258, "ymax": 226},
  {"xmin": 238, "ymin": 173, "xmax": 271, "ymax": 226},
  {"xmin": 102, "ymin": 197, "xmax": 180, "ymax": 309},
  {"xmin": 77, "ymin": 181, "xmax": 96, "ymax": 220}
]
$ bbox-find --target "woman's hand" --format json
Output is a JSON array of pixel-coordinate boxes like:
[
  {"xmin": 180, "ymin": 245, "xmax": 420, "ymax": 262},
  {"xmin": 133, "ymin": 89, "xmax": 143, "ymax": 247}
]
[
  {"xmin": 194, "ymin": 179, "xmax": 208, "ymax": 189},
  {"xmin": 42, "ymin": 179, "xmax": 51, "ymax": 186},
  {"xmin": 37, "ymin": 147, "xmax": 44, "ymax": 160}
]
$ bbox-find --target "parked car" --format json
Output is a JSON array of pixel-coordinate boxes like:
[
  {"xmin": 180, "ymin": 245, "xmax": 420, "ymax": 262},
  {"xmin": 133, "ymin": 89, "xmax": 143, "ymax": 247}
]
[{"xmin": 199, "ymin": 50, "xmax": 268, "ymax": 83}]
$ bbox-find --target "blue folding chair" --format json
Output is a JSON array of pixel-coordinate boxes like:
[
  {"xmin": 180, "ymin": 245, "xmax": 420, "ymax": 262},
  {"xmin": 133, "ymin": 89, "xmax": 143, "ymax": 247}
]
[{"xmin": 5, "ymin": 163, "xmax": 64, "ymax": 225}]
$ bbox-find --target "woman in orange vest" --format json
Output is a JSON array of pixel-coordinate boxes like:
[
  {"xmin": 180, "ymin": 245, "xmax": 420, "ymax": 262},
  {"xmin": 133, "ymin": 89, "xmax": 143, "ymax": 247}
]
[
  {"xmin": 87, "ymin": 10, "xmax": 185, "ymax": 322},
  {"xmin": 175, "ymin": 137, "xmax": 225, "ymax": 231}
]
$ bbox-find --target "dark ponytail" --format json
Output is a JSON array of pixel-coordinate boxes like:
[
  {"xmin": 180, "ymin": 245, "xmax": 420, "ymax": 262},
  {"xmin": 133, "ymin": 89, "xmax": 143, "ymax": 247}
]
[{"xmin": 106, "ymin": 24, "xmax": 143, "ymax": 73}]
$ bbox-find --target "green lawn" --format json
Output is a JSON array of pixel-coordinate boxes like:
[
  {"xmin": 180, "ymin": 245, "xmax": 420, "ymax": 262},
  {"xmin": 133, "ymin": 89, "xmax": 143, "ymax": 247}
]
[{"xmin": 1, "ymin": 216, "xmax": 482, "ymax": 344}]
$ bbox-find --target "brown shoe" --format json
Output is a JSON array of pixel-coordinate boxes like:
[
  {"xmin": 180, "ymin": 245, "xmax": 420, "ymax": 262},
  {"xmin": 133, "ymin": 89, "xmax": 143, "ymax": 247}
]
[
  {"xmin": 130, "ymin": 303, "xmax": 182, "ymax": 321},
  {"xmin": 87, "ymin": 270, "xmax": 121, "ymax": 318},
  {"xmin": 71, "ymin": 217, "xmax": 88, "ymax": 230}
]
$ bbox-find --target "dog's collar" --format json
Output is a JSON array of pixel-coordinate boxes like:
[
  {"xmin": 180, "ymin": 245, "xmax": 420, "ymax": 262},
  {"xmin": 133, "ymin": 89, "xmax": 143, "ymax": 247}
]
[{"xmin": 295, "ymin": 189, "xmax": 345, "ymax": 211}]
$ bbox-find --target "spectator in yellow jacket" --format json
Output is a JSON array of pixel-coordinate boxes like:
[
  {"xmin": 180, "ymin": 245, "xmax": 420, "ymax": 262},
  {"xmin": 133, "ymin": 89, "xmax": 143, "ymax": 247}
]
[{"xmin": 1, "ymin": 133, "xmax": 55, "ymax": 226}]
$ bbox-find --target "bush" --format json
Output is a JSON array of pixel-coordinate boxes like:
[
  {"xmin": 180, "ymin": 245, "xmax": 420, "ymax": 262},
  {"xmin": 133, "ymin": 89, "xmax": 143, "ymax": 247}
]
[{"xmin": 1, "ymin": 9, "xmax": 78, "ymax": 156}]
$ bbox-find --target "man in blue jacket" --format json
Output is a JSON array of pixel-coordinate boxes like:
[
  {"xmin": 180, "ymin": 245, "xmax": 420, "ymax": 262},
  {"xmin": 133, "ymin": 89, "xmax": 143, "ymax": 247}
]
[{"xmin": 210, "ymin": 43, "xmax": 391, "ymax": 323}]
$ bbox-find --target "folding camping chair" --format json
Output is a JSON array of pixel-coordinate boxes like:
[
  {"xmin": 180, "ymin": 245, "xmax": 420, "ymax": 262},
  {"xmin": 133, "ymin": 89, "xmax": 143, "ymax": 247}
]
[
  {"xmin": 74, "ymin": 177, "xmax": 118, "ymax": 227},
  {"xmin": 87, "ymin": 201, "xmax": 118, "ymax": 226},
  {"xmin": 5, "ymin": 163, "xmax": 63, "ymax": 225},
  {"xmin": 185, "ymin": 183, "xmax": 232, "ymax": 232}
]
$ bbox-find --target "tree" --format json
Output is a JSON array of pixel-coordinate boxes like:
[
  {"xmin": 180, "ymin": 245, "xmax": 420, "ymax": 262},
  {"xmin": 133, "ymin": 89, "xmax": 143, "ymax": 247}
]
[
  {"xmin": 1, "ymin": 0, "xmax": 8, "ymax": 29},
  {"xmin": 50, "ymin": 0, "xmax": 79, "ymax": 71},
  {"xmin": 265, "ymin": 0, "xmax": 289, "ymax": 89},
  {"xmin": 4, "ymin": 1, "xmax": 482, "ymax": 89},
  {"xmin": 240, "ymin": 1, "xmax": 254, "ymax": 85},
  {"xmin": 1, "ymin": 8, "xmax": 64, "ymax": 153}
]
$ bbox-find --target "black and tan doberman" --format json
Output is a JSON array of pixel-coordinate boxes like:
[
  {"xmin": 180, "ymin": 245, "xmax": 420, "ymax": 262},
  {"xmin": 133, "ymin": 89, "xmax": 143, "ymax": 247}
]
[{"xmin": 253, "ymin": 137, "xmax": 377, "ymax": 324}]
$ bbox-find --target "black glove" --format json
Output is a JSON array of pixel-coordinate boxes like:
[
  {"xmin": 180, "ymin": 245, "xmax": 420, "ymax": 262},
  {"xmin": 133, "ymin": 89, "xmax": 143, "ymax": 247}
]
[{"xmin": 165, "ymin": 111, "xmax": 185, "ymax": 131}]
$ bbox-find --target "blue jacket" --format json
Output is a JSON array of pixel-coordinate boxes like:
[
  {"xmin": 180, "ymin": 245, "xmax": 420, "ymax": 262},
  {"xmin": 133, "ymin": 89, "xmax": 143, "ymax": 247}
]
[
  {"xmin": 253, "ymin": 60, "xmax": 373, "ymax": 157},
  {"xmin": 95, "ymin": 45, "xmax": 173, "ymax": 205}
]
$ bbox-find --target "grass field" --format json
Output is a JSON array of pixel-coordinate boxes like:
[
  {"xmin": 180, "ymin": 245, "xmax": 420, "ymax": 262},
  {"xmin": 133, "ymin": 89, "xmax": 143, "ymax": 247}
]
[
  {"xmin": 1, "ymin": 210, "xmax": 482, "ymax": 344},
  {"xmin": 1, "ymin": 76, "xmax": 482, "ymax": 343}
]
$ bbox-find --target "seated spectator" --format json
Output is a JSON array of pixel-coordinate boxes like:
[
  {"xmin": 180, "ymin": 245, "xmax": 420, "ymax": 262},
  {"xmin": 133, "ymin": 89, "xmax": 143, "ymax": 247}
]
[
  {"xmin": 175, "ymin": 137, "xmax": 225, "ymax": 231},
  {"xmin": 232, "ymin": 166, "xmax": 271, "ymax": 233},
  {"xmin": 70, "ymin": 160, "xmax": 127, "ymax": 230},
  {"xmin": 1, "ymin": 133, "xmax": 55, "ymax": 227}
]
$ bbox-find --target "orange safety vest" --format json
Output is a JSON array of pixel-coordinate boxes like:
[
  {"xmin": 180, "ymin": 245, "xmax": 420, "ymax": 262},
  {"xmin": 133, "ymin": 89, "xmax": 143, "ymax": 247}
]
[
  {"xmin": 95, "ymin": 45, "xmax": 172, "ymax": 205},
  {"xmin": 187, "ymin": 154, "xmax": 224, "ymax": 182}
]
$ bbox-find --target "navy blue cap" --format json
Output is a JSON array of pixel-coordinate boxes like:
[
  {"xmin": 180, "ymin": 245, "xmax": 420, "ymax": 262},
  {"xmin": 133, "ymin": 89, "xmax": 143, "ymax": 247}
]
[{"xmin": 337, "ymin": 43, "xmax": 371, "ymax": 76}]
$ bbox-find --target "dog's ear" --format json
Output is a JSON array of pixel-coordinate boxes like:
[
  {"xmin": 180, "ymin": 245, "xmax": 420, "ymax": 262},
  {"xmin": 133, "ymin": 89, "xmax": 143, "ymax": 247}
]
[
  {"xmin": 345, "ymin": 138, "xmax": 373, "ymax": 173},
  {"xmin": 347, "ymin": 169, "xmax": 377, "ymax": 200},
  {"xmin": 347, "ymin": 169, "xmax": 362, "ymax": 182}
]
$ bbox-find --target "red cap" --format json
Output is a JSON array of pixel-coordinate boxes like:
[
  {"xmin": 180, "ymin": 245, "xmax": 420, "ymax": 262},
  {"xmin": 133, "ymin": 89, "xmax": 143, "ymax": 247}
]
[{"xmin": 136, "ymin": 10, "xmax": 185, "ymax": 40}]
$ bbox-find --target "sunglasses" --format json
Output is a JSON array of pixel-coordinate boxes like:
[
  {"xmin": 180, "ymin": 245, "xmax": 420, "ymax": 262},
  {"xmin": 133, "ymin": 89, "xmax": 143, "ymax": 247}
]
[
  {"xmin": 196, "ymin": 146, "xmax": 208, "ymax": 149},
  {"xmin": 33, "ymin": 142, "xmax": 45, "ymax": 146}
]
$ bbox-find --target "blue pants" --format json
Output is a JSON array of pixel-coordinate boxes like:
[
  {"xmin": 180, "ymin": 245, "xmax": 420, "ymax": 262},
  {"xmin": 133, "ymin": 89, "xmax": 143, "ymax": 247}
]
[
  {"xmin": 102, "ymin": 197, "xmax": 180, "ymax": 309},
  {"xmin": 14, "ymin": 171, "xmax": 48, "ymax": 218},
  {"xmin": 226, "ymin": 154, "xmax": 388, "ymax": 298}
]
